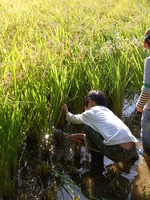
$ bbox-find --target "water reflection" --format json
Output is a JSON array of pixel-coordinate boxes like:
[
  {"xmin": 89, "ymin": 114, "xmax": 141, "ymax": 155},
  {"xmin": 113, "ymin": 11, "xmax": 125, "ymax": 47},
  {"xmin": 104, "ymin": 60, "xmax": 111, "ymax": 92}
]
[
  {"xmin": 16, "ymin": 130, "xmax": 150, "ymax": 200},
  {"xmin": 14, "ymin": 97, "xmax": 150, "ymax": 200}
]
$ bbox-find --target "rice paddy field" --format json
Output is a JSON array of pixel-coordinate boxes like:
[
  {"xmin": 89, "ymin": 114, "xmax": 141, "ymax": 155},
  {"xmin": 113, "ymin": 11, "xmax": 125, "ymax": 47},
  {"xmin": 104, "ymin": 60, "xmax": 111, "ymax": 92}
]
[{"xmin": 0, "ymin": 0, "xmax": 150, "ymax": 199}]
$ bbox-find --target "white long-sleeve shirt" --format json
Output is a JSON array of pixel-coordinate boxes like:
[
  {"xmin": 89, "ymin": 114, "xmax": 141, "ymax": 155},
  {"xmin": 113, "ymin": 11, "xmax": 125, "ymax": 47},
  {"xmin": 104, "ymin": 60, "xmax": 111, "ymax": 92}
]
[{"xmin": 66, "ymin": 106, "xmax": 138, "ymax": 146}]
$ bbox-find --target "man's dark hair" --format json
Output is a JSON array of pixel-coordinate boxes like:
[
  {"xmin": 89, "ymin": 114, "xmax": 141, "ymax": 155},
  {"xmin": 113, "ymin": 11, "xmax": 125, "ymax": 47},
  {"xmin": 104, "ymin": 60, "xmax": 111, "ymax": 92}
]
[{"xmin": 83, "ymin": 90, "xmax": 106, "ymax": 107}]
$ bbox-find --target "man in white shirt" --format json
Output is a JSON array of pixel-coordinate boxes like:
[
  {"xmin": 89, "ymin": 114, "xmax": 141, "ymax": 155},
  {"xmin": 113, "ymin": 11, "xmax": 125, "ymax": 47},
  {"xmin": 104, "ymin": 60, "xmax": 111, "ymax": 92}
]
[{"xmin": 61, "ymin": 90, "xmax": 139, "ymax": 163}]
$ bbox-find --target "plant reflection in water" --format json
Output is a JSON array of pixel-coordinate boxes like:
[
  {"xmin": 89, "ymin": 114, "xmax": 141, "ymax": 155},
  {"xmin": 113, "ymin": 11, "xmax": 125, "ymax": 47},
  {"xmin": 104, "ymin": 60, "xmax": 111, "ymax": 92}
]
[{"xmin": 14, "ymin": 97, "xmax": 150, "ymax": 200}]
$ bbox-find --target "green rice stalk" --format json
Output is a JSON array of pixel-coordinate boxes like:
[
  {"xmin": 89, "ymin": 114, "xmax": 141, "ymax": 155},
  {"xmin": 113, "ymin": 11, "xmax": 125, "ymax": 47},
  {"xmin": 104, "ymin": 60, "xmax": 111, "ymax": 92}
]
[
  {"xmin": 0, "ymin": 99, "xmax": 32, "ymax": 199},
  {"xmin": 46, "ymin": 63, "xmax": 72, "ymax": 129},
  {"xmin": 129, "ymin": 45, "xmax": 145, "ymax": 95}
]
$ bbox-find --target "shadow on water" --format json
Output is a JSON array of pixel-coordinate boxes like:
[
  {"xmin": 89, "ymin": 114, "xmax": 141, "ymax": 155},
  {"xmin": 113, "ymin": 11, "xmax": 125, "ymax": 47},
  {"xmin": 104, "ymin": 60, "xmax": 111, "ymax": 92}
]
[{"xmin": 13, "ymin": 96, "xmax": 150, "ymax": 200}]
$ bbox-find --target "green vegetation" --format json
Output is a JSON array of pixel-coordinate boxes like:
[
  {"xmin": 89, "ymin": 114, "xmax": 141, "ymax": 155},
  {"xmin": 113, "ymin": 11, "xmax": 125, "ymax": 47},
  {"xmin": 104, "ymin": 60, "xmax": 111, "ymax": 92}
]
[{"xmin": 0, "ymin": 0, "xmax": 150, "ymax": 198}]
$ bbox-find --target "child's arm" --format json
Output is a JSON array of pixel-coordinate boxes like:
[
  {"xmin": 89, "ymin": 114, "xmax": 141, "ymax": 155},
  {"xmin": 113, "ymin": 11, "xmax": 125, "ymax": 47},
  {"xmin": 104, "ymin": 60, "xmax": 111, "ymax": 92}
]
[{"xmin": 136, "ymin": 90, "xmax": 150, "ymax": 112}]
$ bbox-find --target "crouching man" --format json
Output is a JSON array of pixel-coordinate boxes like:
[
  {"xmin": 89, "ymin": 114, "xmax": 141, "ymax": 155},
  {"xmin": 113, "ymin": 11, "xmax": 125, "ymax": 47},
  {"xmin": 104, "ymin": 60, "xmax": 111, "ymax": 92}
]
[{"xmin": 61, "ymin": 90, "xmax": 139, "ymax": 163}]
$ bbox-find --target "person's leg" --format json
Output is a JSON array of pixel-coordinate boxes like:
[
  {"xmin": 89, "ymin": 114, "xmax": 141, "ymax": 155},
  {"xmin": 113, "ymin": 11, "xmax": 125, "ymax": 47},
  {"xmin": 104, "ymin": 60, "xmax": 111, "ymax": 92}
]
[
  {"xmin": 84, "ymin": 125, "xmax": 138, "ymax": 162},
  {"xmin": 84, "ymin": 126, "xmax": 104, "ymax": 165},
  {"xmin": 103, "ymin": 144, "xmax": 138, "ymax": 162},
  {"xmin": 141, "ymin": 109, "xmax": 150, "ymax": 160}
]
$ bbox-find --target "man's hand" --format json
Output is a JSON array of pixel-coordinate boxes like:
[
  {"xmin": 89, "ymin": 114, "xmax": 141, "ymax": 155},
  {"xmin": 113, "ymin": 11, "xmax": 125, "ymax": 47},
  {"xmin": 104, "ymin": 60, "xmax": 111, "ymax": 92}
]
[
  {"xmin": 61, "ymin": 104, "xmax": 68, "ymax": 115},
  {"xmin": 67, "ymin": 133, "xmax": 85, "ymax": 141},
  {"xmin": 66, "ymin": 133, "xmax": 85, "ymax": 144}
]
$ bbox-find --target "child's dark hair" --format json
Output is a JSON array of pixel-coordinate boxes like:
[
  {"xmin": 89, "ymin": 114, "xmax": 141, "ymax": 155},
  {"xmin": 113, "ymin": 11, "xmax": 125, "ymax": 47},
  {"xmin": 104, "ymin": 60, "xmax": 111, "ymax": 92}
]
[
  {"xmin": 144, "ymin": 28, "xmax": 150, "ymax": 45},
  {"xmin": 83, "ymin": 90, "xmax": 106, "ymax": 107}
]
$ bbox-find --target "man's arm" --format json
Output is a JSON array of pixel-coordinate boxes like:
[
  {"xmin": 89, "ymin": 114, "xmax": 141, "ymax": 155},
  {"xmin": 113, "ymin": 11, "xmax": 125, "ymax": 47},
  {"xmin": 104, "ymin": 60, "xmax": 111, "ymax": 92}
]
[
  {"xmin": 61, "ymin": 104, "xmax": 86, "ymax": 124},
  {"xmin": 67, "ymin": 133, "xmax": 85, "ymax": 141}
]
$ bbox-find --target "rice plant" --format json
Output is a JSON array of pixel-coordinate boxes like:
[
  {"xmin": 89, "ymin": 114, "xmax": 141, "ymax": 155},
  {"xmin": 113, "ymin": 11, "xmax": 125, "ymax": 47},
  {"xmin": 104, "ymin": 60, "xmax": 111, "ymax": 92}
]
[
  {"xmin": 0, "ymin": 98, "xmax": 32, "ymax": 199},
  {"xmin": 0, "ymin": 0, "xmax": 150, "ymax": 198},
  {"xmin": 46, "ymin": 63, "xmax": 72, "ymax": 129},
  {"xmin": 129, "ymin": 45, "xmax": 146, "ymax": 96}
]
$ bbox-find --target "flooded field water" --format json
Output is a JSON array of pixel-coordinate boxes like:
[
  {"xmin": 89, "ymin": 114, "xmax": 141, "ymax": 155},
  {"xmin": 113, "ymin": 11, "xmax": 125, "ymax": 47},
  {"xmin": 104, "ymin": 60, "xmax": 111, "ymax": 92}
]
[{"xmin": 14, "ymin": 97, "xmax": 150, "ymax": 200}]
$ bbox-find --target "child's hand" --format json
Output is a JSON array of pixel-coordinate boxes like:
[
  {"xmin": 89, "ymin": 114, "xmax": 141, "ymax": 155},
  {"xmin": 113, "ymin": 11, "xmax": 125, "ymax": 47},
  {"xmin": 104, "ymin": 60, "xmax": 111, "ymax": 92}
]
[{"xmin": 136, "ymin": 106, "xmax": 143, "ymax": 112}]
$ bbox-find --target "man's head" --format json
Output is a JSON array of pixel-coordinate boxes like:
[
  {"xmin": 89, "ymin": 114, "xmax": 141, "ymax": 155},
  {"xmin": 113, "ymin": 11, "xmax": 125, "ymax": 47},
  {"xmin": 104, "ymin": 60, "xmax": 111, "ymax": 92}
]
[{"xmin": 83, "ymin": 90, "xmax": 106, "ymax": 110}]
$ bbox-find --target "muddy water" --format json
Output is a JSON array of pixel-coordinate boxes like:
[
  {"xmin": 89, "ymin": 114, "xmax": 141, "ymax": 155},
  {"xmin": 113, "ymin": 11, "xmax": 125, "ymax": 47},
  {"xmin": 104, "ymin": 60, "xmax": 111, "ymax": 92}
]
[
  {"xmin": 122, "ymin": 96, "xmax": 150, "ymax": 200},
  {"xmin": 15, "ymin": 97, "xmax": 150, "ymax": 200},
  {"xmin": 16, "ymin": 132, "xmax": 149, "ymax": 200}
]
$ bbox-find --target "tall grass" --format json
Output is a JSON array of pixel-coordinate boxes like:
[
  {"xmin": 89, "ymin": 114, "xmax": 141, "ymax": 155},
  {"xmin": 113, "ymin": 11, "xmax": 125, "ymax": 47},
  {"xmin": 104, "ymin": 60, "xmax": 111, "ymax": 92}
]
[
  {"xmin": 46, "ymin": 63, "xmax": 72, "ymax": 128},
  {"xmin": 0, "ymin": 100, "xmax": 32, "ymax": 199},
  {"xmin": 0, "ymin": 0, "xmax": 150, "ymax": 198},
  {"xmin": 130, "ymin": 45, "xmax": 146, "ymax": 96}
]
